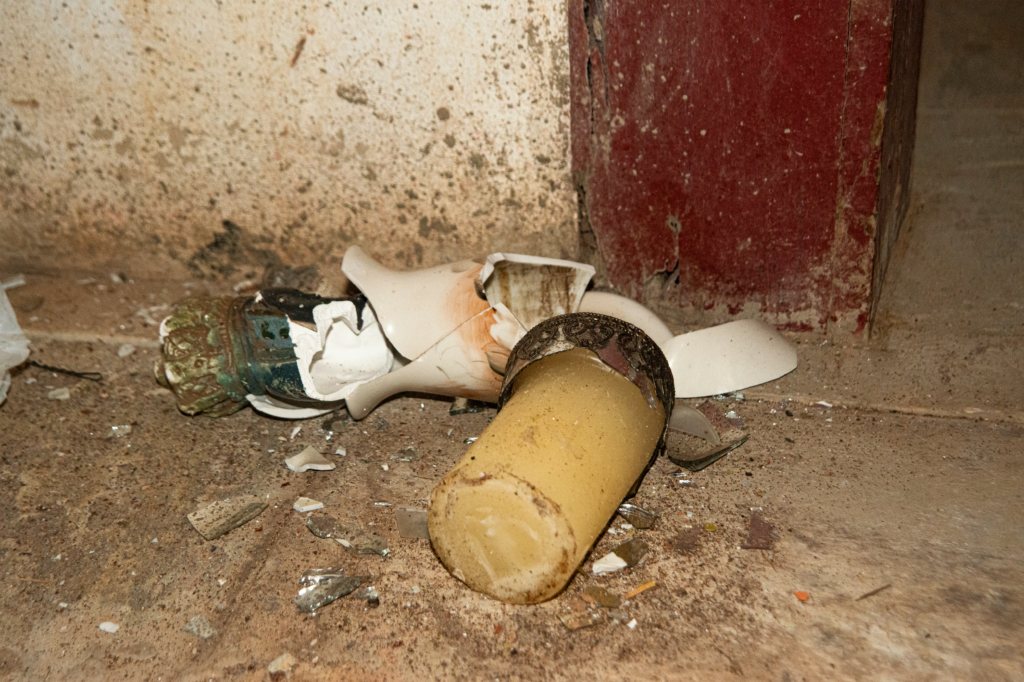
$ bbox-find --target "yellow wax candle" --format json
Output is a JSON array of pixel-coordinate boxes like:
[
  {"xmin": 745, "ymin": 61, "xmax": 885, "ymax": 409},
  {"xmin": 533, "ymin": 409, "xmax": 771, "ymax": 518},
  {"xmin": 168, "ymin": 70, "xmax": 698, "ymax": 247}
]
[{"xmin": 428, "ymin": 346, "xmax": 666, "ymax": 604}]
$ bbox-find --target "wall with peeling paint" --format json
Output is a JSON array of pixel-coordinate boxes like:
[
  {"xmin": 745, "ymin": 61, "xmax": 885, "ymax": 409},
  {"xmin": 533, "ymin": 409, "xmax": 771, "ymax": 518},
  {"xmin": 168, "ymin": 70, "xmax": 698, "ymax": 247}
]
[
  {"xmin": 571, "ymin": 0, "xmax": 922, "ymax": 335},
  {"xmin": 0, "ymin": 0, "xmax": 574, "ymax": 281}
]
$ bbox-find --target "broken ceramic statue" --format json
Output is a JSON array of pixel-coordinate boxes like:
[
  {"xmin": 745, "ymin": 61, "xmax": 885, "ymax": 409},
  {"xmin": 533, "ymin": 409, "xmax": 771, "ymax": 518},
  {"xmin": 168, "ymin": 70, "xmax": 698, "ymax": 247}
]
[{"xmin": 156, "ymin": 246, "xmax": 797, "ymax": 419}]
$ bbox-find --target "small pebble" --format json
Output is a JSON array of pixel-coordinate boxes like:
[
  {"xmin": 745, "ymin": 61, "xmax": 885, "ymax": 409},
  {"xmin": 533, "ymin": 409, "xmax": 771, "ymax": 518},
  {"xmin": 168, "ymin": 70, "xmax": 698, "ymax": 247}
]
[
  {"xmin": 268, "ymin": 652, "xmax": 295, "ymax": 675},
  {"xmin": 183, "ymin": 615, "xmax": 217, "ymax": 640}
]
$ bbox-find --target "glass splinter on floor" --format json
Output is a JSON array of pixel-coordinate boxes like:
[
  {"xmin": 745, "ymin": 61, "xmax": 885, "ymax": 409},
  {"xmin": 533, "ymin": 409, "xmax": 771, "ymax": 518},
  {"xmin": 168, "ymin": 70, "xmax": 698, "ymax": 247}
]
[
  {"xmin": 390, "ymin": 447, "xmax": 420, "ymax": 462},
  {"xmin": 305, "ymin": 515, "xmax": 389, "ymax": 555},
  {"xmin": 294, "ymin": 569, "xmax": 369, "ymax": 613},
  {"xmin": 582, "ymin": 585, "xmax": 622, "ymax": 608},
  {"xmin": 668, "ymin": 433, "xmax": 751, "ymax": 472},
  {"xmin": 609, "ymin": 538, "xmax": 650, "ymax": 568},
  {"xmin": 394, "ymin": 507, "xmax": 430, "ymax": 539},
  {"xmin": 617, "ymin": 503, "xmax": 658, "ymax": 530},
  {"xmin": 352, "ymin": 586, "xmax": 380, "ymax": 608}
]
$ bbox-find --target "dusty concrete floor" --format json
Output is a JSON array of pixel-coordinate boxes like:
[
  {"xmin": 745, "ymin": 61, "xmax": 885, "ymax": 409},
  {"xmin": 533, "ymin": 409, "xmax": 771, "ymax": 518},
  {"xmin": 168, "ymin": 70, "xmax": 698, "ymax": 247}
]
[{"xmin": 2, "ymin": 1, "xmax": 1023, "ymax": 680}]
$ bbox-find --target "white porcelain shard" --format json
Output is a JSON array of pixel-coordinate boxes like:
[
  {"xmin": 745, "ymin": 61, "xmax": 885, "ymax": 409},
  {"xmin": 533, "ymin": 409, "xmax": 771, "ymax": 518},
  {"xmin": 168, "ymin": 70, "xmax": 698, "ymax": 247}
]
[
  {"xmin": 479, "ymin": 253, "xmax": 595, "ymax": 330},
  {"xmin": 246, "ymin": 394, "xmax": 338, "ymax": 420},
  {"xmin": 661, "ymin": 319, "xmax": 798, "ymax": 398},
  {"xmin": 341, "ymin": 246, "xmax": 489, "ymax": 360},
  {"xmin": 344, "ymin": 303, "xmax": 526, "ymax": 420},
  {"xmin": 288, "ymin": 299, "xmax": 393, "ymax": 402},
  {"xmin": 293, "ymin": 497, "xmax": 325, "ymax": 512},
  {"xmin": 592, "ymin": 552, "xmax": 628, "ymax": 575},
  {"xmin": 577, "ymin": 291, "xmax": 674, "ymax": 345},
  {"xmin": 0, "ymin": 289, "xmax": 30, "ymax": 407},
  {"xmin": 285, "ymin": 447, "xmax": 336, "ymax": 472}
]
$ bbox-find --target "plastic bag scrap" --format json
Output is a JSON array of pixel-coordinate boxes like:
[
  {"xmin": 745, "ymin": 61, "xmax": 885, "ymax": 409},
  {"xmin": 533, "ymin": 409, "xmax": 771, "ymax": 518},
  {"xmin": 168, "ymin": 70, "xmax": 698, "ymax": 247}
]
[
  {"xmin": 0, "ymin": 287, "xmax": 31, "ymax": 407},
  {"xmin": 156, "ymin": 247, "xmax": 798, "ymax": 420}
]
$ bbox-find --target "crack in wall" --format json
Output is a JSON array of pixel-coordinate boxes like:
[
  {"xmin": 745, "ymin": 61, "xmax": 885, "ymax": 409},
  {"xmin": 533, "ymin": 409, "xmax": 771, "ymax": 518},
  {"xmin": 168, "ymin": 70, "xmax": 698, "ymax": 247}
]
[
  {"xmin": 575, "ymin": 0, "xmax": 612, "ymax": 286},
  {"xmin": 824, "ymin": 0, "xmax": 858, "ymax": 335}
]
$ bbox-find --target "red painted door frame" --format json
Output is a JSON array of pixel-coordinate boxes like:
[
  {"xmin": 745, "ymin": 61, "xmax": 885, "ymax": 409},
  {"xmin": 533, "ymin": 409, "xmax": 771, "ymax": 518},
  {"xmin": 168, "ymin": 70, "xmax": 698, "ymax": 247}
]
[{"xmin": 571, "ymin": 0, "xmax": 922, "ymax": 334}]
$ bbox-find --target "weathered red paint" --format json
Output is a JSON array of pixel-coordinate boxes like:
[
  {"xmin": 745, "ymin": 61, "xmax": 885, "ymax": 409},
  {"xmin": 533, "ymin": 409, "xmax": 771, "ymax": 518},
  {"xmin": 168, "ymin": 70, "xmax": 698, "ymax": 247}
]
[{"xmin": 572, "ymin": 0, "xmax": 899, "ymax": 333}]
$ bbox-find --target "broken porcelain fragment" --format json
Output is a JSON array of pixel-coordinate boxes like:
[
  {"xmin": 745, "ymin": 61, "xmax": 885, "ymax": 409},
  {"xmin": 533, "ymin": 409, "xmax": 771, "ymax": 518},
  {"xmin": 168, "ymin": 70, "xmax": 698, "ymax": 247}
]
[
  {"xmin": 0, "ymin": 289, "xmax": 31, "ymax": 408},
  {"xmin": 344, "ymin": 302, "xmax": 526, "ymax": 419},
  {"xmin": 285, "ymin": 447, "xmax": 336, "ymax": 472},
  {"xmin": 592, "ymin": 552, "xmax": 628, "ymax": 575},
  {"xmin": 479, "ymin": 252, "xmax": 595, "ymax": 329},
  {"xmin": 578, "ymin": 291, "xmax": 673, "ymax": 345},
  {"xmin": 157, "ymin": 289, "xmax": 389, "ymax": 417},
  {"xmin": 661, "ymin": 319, "xmax": 797, "ymax": 397},
  {"xmin": 342, "ymin": 246, "xmax": 491, "ymax": 360},
  {"xmin": 293, "ymin": 497, "xmax": 324, "ymax": 512}
]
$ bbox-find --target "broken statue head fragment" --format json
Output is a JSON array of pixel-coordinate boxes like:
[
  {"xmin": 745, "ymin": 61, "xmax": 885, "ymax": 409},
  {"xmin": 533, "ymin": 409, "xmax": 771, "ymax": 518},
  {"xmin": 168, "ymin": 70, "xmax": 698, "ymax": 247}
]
[{"xmin": 156, "ymin": 247, "xmax": 797, "ymax": 420}]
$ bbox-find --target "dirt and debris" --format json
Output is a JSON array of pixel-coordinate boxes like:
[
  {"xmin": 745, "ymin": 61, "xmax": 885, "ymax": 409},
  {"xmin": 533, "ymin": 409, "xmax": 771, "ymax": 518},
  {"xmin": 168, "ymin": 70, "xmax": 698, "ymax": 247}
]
[
  {"xmin": 740, "ymin": 510, "xmax": 775, "ymax": 550},
  {"xmin": 183, "ymin": 615, "xmax": 217, "ymax": 640},
  {"xmin": 268, "ymin": 652, "xmax": 296, "ymax": 677},
  {"xmin": 855, "ymin": 584, "xmax": 892, "ymax": 601},
  {"xmin": 450, "ymin": 397, "xmax": 488, "ymax": 415},
  {"xmin": 394, "ymin": 506, "xmax": 430, "ymax": 539}
]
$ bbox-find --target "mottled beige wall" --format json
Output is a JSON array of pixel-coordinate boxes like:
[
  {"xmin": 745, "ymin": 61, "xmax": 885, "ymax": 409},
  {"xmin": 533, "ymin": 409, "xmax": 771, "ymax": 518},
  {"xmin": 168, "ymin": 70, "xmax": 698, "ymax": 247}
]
[{"xmin": 0, "ymin": 0, "xmax": 574, "ymax": 281}]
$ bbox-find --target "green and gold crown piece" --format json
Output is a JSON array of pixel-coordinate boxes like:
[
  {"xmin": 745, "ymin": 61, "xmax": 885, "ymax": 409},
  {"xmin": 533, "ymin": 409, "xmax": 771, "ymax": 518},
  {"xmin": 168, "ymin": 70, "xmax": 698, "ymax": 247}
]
[{"xmin": 155, "ymin": 296, "xmax": 250, "ymax": 417}]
